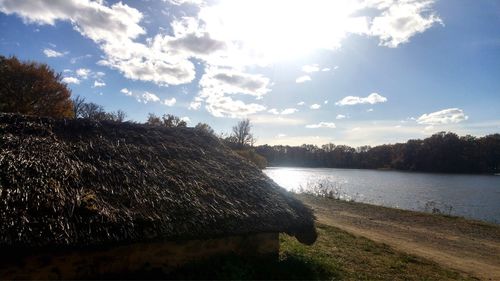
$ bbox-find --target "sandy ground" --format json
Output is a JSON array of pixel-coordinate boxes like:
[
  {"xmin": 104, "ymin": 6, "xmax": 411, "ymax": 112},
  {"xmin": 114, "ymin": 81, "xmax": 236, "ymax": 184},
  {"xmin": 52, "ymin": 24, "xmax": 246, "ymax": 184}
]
[{"xmin": 297, "ymin": 195, "xmax": 500, "ymax": 281}]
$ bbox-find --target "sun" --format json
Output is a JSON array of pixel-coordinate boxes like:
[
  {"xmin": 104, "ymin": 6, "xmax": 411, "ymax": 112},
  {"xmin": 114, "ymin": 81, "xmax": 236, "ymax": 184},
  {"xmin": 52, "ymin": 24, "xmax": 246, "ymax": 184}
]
[{"xmin": 199, "ymin": 0, "xmax": 367, "ymax": 62}]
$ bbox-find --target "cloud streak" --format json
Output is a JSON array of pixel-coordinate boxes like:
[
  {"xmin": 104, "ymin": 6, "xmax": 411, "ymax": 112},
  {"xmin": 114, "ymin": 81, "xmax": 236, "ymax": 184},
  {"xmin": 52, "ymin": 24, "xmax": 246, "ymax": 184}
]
[
  {"xmin": 336, "ymin": 93, "xmax": 387, "ymax": 106},
  {"xmin": 43, "ymin": 48, "xmax": 64, "ymax": 57},
  {"xmin": 62, "ymin": 77, "xmax": 80, "ymax": 84},
  {"xmin": 295, "ymin": 75, "xmax": 311, "ymax": 83},
  {"xmin": 306, "ymin": 122, "xmax": 336, "ymax": 129},
  {"xmin": 417, "ymin": 108, "xmax": 468, "ymax": 125}
]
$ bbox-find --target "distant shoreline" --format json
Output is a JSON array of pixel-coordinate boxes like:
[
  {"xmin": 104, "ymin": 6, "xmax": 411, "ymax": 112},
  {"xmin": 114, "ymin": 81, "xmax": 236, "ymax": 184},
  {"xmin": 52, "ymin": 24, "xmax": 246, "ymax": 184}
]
[{"xmin": 264, "ymin": 165, "xmax": 500, "ymax": 176}]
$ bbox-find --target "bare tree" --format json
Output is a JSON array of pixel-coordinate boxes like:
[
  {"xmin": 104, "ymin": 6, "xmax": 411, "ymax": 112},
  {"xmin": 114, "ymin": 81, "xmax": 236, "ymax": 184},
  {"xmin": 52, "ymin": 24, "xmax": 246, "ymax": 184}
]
[
  {"xmin": 80, "ymin": 102, "xmax": 107, "ymax": 120},
  {"xmin": 72, "ymin": 95, "xmax": 86, "ymax": 118},
  {"xmin": 114, "ymin": 110, "xmax": 127, "ymax": 122},
  {"xmin": 71, "ymin": 97, "xmax": 126, "ymax": 122},
  {"xmin": 231, "ymin": 118, "xmax": 255, "ymax": 148}
]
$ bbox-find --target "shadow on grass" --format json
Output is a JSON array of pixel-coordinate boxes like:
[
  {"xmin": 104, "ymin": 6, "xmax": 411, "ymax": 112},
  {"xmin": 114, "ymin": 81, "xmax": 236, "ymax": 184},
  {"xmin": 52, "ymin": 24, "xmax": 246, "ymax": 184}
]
[
  {"xmin": 98, "ymin": 253, "xmax": 337, "ymax": 280},
  {"xmin": 84, "ymin": 223, "xmax": 471, "ymax": 280}
]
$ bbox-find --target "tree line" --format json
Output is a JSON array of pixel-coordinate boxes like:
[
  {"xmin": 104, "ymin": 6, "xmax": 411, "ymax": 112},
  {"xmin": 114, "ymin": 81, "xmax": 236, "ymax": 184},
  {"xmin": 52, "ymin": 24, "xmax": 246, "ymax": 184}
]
[{"xmin": 255, "ymin": 132, "xmax": 500, "ymax": 174}]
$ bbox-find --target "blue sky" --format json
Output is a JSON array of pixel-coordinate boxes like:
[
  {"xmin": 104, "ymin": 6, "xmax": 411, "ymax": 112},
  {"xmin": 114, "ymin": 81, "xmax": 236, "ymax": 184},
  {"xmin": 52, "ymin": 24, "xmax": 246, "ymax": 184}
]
[{"xmin": 1, "ymin": 0, "xmax": 499, "ymax": 146}]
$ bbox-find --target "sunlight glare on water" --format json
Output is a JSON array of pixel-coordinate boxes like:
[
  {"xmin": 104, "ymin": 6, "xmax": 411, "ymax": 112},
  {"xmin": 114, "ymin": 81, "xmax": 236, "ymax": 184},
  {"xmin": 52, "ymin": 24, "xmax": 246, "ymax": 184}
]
[{"xmin": 267, "ymin": 167, "xmax": 309, "ymax": 192}]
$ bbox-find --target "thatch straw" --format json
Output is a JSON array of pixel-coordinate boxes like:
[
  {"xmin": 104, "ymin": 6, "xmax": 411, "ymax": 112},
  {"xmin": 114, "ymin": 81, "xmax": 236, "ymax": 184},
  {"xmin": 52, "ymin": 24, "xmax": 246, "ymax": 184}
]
[{"xmin": 0, "ymin": 113, "xmax": 316, "ymax": 250}]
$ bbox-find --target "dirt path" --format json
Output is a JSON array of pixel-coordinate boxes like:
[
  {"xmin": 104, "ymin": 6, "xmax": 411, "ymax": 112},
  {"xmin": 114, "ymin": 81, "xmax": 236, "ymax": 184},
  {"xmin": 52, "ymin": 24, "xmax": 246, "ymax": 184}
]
[{"xmin": 297, "ymin": 195, "xmax": 500, "ymax": 281}]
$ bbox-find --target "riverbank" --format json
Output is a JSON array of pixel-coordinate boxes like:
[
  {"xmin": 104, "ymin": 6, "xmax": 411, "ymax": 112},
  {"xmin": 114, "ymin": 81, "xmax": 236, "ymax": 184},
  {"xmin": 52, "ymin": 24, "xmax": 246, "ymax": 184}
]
[{"xmin": 297, "ymin": 194, "xmax": 500, "ymax": 280}]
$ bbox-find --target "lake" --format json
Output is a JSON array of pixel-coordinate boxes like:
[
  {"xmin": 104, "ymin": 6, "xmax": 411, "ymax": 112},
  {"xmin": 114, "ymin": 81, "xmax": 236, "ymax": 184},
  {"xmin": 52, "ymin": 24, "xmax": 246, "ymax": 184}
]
[{"xmin": 263, "ymin": 167, "xmax": 500, "ymax": 224}]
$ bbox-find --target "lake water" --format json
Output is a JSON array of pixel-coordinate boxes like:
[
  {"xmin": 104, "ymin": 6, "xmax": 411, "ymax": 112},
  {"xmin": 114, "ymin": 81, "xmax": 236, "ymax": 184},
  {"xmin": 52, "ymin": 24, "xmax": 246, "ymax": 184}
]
[{"xmin": 263, "ymin": 167, "xmax": 500, "ymax": 224}]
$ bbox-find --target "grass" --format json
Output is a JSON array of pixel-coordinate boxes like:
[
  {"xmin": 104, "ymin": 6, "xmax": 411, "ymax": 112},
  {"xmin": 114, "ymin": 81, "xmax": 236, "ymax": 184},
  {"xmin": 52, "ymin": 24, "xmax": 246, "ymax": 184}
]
[
  {"xmin": 106, "ymin": 224, "xmax": 473, "ymax": 280},
  {"xmin": 279, "ymin": 224, "xmax": 474, "ymax": 281}
]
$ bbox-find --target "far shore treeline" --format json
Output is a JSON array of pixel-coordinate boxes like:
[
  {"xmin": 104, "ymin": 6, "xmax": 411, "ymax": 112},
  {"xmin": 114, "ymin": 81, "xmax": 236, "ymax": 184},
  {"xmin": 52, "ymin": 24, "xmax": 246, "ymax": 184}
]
[
  {"xmin": 1, "ymin": 55, "xmax": 499, "ymax": 175},
  {"xmin": 255, "ymin": 133, "xmax": 500, "ymax": 174}
]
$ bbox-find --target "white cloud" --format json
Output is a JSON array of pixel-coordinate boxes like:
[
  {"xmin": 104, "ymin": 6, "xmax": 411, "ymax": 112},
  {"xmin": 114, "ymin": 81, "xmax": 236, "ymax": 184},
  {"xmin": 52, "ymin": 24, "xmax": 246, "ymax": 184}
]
[
  {"xmin": 368, "ymin": 0, "xmax": 443, "ymax": 48},
  {"xmin": 322, "ymin": 67, "xmax": 331, "ymax": 72},
  {"xmin": 168, "ymin": 0, "xmax": 204, "ymax": 6},
  {"xmin": 197, "ymin": 67, "xmax": 270, "ymax": 118},
  {"xmin": 0, "ymin": 1, "xmax": 145, "ymax": 43},
  {"xmin": 201, "ymin": 67, "xmax": 270, "ymax": 98},
  {"xmin": 281, "ymin": 108, "xmax": 298, "ymax": 115},
  {"xmin": 166, "ymin": 32, "xmax": 227, "ymax": 58},
  {"xmin": 251, "ymin": 115, "xmax": 306, "ymax": 125},
  {"xmin": 76, "ymin": 68, "xmax": 91, "ymax": 79},
  {"xmin": 188, "ymin": 97, "xmax": 202, "ymax": 110},
  {"xmin": 277, "ymin": 133, "xmax": 287, "ymax": 138},
  {"xmin": 268, "ymin": 108, "xmax": 279, "ymax": 115},
  {"xmin": 297, "ymin": 101, "xmax": 305, "ymax": 106},
  {"xmin": 203, "ymin": 95, "xmax": 266, "ymax": 118},
  {"xmin": 188, "ymin": 102, "xmax": 201, "ymax": 110},
  {"xmin": 120, "ymin": 88, "xmax": 132, "ymax": 96},
  {"xmin": 310, "ymin": 104, "xmax": 321, "ymax": 110},
  {"xmin": 296, "ymin": 75, "xmax": 311, "ymax": 83},
  {"xmin": 43, "ymin": 48, "xmax": 64, "ymax": 57},
  {"xmin": 306, "ymin": 122, "xmax": 336, "ymax": 129},
  {"xmin": 62, "ymin": 77, "xmax": 80, "ymax": 84},
  {"xmin": 98, "ymin": 53, "xmax": 196, "ymax": 86},
  {"xmin": 301, "ymin": 64, "xmax": 320, "ymax": 73},
  {"xmin": 417, "ymin": 108, "xmax": 469, "ymax": 125},
  {"xmin": 163, "ymin": 97, "xmax": 177, "ymax": 106},
  {"xmin": 367, "ymin": 108, "xmax": 374, "ymax": 112},
  {"xmin": 268, "ymin": 107, "xmax": 299, "ymax": 115},
  {"xmin": 336, "ymin": 114, "xmax": 346, "ymax": 120},
  {"xmin": 324, "ymin": 100, "xmax": 329, "ymax": 104},
  {"xmin": 141, "ymin": 92, "xmax": 160, "ymax": 103},
  {"xmin": 180, "ymin": 116, "xmax": 191, "ymax": 123},
  {"xmin": 70, "ymin": 54, "xmax": 92, "ymax": 64},
  {"xmin": 336, "ymin": 93, "xmax": 388, "ymax": 106},
  {"xmin": 93, "ymin": 80, "xmax": 106, "ymax": 88}
]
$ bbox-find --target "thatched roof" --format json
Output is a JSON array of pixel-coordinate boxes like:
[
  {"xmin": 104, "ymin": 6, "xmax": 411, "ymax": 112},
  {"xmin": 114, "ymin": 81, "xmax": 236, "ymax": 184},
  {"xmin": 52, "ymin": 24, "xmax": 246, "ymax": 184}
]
[{"xmin": 0, "ymin": 113, "xmax": 316, "ymax": 250}]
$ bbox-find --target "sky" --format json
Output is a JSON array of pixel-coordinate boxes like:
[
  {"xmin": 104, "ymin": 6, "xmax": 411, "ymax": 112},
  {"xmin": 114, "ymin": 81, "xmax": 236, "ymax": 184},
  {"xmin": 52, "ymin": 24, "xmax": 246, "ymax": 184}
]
[{"xmin": 1, "ymin": 0, "xmax": 499, "ymax": 147}]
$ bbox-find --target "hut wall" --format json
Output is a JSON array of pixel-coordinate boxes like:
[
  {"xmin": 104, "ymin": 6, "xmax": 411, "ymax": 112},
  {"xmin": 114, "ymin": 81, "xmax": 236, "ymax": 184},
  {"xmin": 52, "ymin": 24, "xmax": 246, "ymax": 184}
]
[{"xmin": 0, "ymin": 233, "xmax": 279, "ymax": 279}]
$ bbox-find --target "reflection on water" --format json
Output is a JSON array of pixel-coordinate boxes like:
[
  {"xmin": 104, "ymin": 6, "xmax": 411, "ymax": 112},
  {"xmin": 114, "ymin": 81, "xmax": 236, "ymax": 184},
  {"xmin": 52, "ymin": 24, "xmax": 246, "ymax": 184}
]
[{"xmin": 264, "ymin": 167, "xmax": 500, "ymax": 224}]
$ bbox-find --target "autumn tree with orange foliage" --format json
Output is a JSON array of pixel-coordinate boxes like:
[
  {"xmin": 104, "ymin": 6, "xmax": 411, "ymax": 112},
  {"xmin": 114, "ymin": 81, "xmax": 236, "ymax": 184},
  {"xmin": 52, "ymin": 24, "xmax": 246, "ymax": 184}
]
[{"xmin": 0, "ymin": 55, "xmax": 74, "ymax": 118}]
